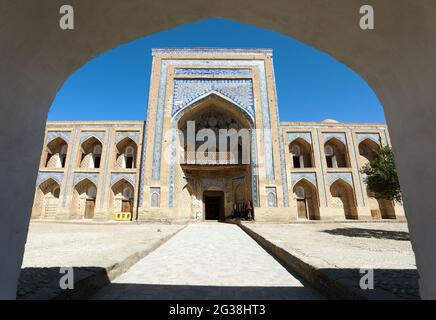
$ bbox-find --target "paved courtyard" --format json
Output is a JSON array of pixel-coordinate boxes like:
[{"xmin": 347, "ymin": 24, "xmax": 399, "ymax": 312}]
[
  {"xmin": 93, "ymin": 223, "xmax": 322, "ymax": 299},
  {"xmin": 242, "ymin": 221, "xmax": 419, "ymax": 299},
  {"xmin": 18, "ymin": 221, "xmax": 185, "ymax": 299},
  {"xmin": 19, "ymin": 220, "xmax": 418, "ymax": 299}
]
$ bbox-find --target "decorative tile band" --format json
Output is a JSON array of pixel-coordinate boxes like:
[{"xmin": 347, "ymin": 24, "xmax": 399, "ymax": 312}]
[
  {"xmin": 110, "ymin": 173, "xmax": 136, "ymax": 187},
  {"xmin": 327, "ymin": 172, "xmax": 353, "ymax": 186},
  {"xmin": 291, "ymin": 172, "xmax": 317, "ymax": 187},
  {"xmin": 356, "ymin": 133, "xmax": 381, "ymax": 145},
  {"xmin": 36, "ymin": 171, "xmax": 64, "ymax": 186},
  {"xmin": 99, "ymin": 130, "xmax": 111, "ymax": 208},
  {"xmin": 175, "ymin": 68, "xmax": 252, "ymax": 76},
  {"xmin": 73, "ymin": 172, "xmax": 99, "ymax": 187},
  {"xmin": 45, "ymin": 131, "xmax": 71, "ymax": 144},
  {"xmin": 172, "ymin": 79, "xmax": 254, "ymax": 117},
  {"xmin": 287, "ymin": 132, "xmax": 312, "ymax": 145},
  {"xmin": 115, "ymin": 131, "xmax": 140, "ymax": 144},
  {"xmin": 349, "ymin": 129, "xmax": 365, "ymax": 206},
  {"xmin": 322, "ymin": 132, "xmax": 347, "ymax": 145},
  {"xmin": 314, "ymin": 128, "xmax": 328, "ymax": 207},
  {"xmin": 62, "ymin": 128, "xmax": 78, "ymax": 207},
  {"xmin": 201, "ymin": 178, "xmax": 226, "ymax": 191},
  {"xmin": 271, "ymin": 57, "xmax": 288, "ymax": 206},
  {"xmin": 138, "ymin": 54, "xmax": 154, "ymax": 206},
  {"xmin": 152, "ymin": 48, "xmax": 273, "ymax": 56},
  {"xmin": 80, "ymin": 131, "xmax": 105, "ymax": 144}
]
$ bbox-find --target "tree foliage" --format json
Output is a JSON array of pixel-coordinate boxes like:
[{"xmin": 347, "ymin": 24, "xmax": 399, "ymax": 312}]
[{"xmin": 361, "ymin": 146, "xmax": 402, "ymax": 203}]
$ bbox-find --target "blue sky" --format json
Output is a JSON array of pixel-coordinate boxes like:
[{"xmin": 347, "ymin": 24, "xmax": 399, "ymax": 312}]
[{"xmin": 48, "ymin": 18, "xmax": 385, "ymax": 123}]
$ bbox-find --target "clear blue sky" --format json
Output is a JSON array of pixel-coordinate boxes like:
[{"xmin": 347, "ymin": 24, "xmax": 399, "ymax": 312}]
[{"xmin": 48, "ymin": 18, "xmax": 385, "ymax": 123}]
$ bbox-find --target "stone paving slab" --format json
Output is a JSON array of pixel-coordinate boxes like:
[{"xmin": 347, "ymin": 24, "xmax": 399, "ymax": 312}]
[
  {"xmin": 93, "ymin": 223, "xmax": 323, "ymax": 299},
  {"xmin": 18, "ymin": 222, "xmax": 186, "ymax": 299},
  {"xmin": 238, "ymin": 221, "xmax": 419, "ymax": 299}
]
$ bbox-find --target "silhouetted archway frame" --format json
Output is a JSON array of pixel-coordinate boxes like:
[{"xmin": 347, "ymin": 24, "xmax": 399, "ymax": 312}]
[{"xmin": 2, "ymin": 1, "xmax": 436, "ymax": 299}]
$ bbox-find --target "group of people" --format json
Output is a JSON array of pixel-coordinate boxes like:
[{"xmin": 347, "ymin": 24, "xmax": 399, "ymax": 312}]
[{"xmin": 232, "ymin": 200, "xmax": 254, "ymax": 220}]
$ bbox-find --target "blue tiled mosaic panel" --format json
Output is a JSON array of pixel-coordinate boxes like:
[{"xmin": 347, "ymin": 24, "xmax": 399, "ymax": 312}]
[
  {"xmin": 36, "ymin": 171, "xmax": 64, "ymax": 186},
  {"xmin": 323, "ymin": 132, "xmax": 347, "ymax": 145},
  {"xmin": 291, "ymin": 172, "xmax": 317, "ymax": 187},
  {"xmin": 110, "ymin": 173, "xmax": 136, "ymax": 187},
  {"xmin": 150, "ymin": 187, "xmax": 160, "ymax": 208},
  {"xmin": 172, "ymin": 79, "xmax": 254, "ymax": 117},
  {"xmin": 201, "ymin": 179, "xmax": 226, "ymax": 191},
  {"xmin": 356, "ymin": 133, "xmax": 381, "ymax": 145},
  {"xmin": 175, "ymin": 68, "xmax": 252, "ymax": 76},
  {"xmin": 266, "ymin": 187, "xmax": 277, "ymax": 207},
  {"xmin": 327, "ymin": 172, "xmax": 353, "ymax": 186},
  {"xmin": 80, "ymin": 131, "xmax": 105, "ymax": 144},
  {"xmin": 115, "ymin": 131, "xmax": 140, "ymax": 144},
  {"xmin": 287, "ymin": 132, "xmax": 312, "ymax": 145},
  {"xmin": 45, "ymin": 131, "xmax": 71, "ymax": 144},
  {"xmin": 73, "ymin": 173, "xmax": 99, "ymax": 187}
]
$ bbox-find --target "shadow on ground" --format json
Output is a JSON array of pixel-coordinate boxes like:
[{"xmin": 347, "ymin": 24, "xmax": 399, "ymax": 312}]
[
  {"xmin": 92, "ymin": 284, "xmax": 319, "ymax": 300},
  {"xmin": 321, "ymin": 228, "xmax": 410, "ymax": 241},
  {"xmin": 17, "ymin": 266, "xmax": 110, "ymax": 300},
  {"xmin": 319, "ymin": 268, "xmax": 420, "ymax": 300},
  {"xmin": 18, "ymin": 266, "xmax": 420, "ymax": 300}
]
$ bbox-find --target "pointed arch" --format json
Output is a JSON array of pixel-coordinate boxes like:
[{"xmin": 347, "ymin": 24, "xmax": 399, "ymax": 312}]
[
  {"xmin": 44, "ymin": 137, "xmax": 68, "ymax": 168},
  {"xmin": 358, "ymin": 138, "xmax": 381, "ymax": 163},
  {"xmin": 324, "ymin": 137, "xmax": 350, "ymax": 168},
  {"xmin": 79, "ymin": 136, "xmax": 103, "ymax": 169},
  {"xmin": 330, "ymin": 179, "xmax": 358, "ymax": 219},
  {"xmin": 366, "ymin": 186, "xmax": 396, "ymax": 219},
  {"xmin": 33, "ymin": 178, "xmax": 61, "ymax": 219},
  {"xmin": 293, "ymin": 178, "xmax": 320, "ymax": 220},
  {"xmin": 110, "ymin": 178, "xmax": 134, "ymax": 216},
  {"xmin": 173, "ymin": 90, "xmax": 255, "ymax": 125},
  {"xmin": 180, "ymin": 183, "xmax": 195, "ymax": 220},
  {"xmin": 289, "ymin": 137, "xmax": 313, "ymax": 168},
  {"xmin": 72, "ymin": 178, "xmax": 97, "ymax": 219},
  {"xmin": 115, "ymin": 137, "xmax": 138, "ymax": 169}
]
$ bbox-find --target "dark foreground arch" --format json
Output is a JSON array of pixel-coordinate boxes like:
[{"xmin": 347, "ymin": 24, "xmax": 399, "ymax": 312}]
[{"xmin": 1, "ymin": 1, "xmax": 436, "ymax": 298}]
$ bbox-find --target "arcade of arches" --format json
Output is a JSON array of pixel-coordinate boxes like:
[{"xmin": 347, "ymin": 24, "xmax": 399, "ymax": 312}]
[{"xmin": 32, "ymin": 49, "xmax": 404, "ymax": 222}]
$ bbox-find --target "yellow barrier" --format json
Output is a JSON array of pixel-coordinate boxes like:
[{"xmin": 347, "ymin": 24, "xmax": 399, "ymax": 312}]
[{"xmin": 114, "ymin": 212, "xmax": 132, "ymax": 221}]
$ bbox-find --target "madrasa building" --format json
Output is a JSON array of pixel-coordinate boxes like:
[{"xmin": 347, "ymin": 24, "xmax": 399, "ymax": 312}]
[{"xmin": 31, "ymin": 48, "xmax": 405, "ymax": 222}]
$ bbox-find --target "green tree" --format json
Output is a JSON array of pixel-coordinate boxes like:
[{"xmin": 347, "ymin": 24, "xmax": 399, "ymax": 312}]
[{"xmin": 361, "ymin": 146, "xmax": 402, "ymax": 203}]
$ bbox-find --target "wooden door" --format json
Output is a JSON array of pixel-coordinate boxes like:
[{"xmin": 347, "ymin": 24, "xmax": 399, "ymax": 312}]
[
  {"xmin": 297, "ymin": 199, "xmax": 307, "ymax": 219},
  {"xmin": 122, "ymin": 199, "xmax": 132, "ymax": 213},
  {"xmin": 84, "ymin": 199, "xmax": 95, "ymax": 219}
]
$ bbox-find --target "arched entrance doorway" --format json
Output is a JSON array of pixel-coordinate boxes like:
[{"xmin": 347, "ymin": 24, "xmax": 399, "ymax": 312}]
[
  {"xmin": 111, "ymin": 179, "xmax": 134, "ymax": 218},
  {"xmin": 203, "ymin": 191, "xmax": 225, "ymax": 221},
  {"xmin": 72, "ymin": 179, "xmax": 97, "ymax": 219},
  {"xmin": 293, "ymin": 179, "xmax": 320, "ymax": 220},
  {"xmin": 33, "ymin": 179, "xmax": 61, "ymax": 219},
  {"xmin": 330, "ymin": 179, "xmax": 358, "ymax": 219},
  {"xmin": 175, "ymin": 93, "xmax": 254, "ymax": 221}
]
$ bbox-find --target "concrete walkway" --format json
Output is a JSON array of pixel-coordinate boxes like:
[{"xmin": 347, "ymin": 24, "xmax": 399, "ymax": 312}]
[
  {"xmin": 93, "ymin": 223, "xmax": 322, "ymax": 299},
  {"xmin": 18, "ymin": 222, "xmax": 185, "ymax": 299}
]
